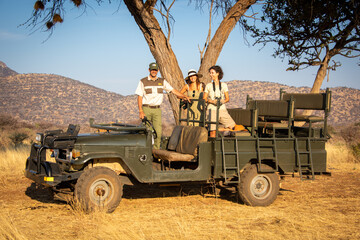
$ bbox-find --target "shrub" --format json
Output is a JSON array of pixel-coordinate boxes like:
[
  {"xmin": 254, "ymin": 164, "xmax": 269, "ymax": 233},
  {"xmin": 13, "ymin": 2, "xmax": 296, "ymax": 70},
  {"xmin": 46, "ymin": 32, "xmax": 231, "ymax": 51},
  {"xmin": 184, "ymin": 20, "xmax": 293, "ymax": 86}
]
[
  {"xmin": 339, "ymin": 124, "xmax": 360, "ymax": 145},
  {"xmin": 9, "ymin": 132, "xmax": 29, "ymax": 147},
  {"xmin": 351, "ymin": 143, "xmax": 360, "ymax": 163}
]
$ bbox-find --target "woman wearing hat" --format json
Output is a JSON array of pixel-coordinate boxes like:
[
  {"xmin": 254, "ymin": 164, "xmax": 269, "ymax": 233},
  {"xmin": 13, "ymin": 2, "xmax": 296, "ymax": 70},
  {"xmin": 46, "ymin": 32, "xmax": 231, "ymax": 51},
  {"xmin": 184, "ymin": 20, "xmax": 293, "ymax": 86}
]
[{"xmin": 180, "ymin": 69, "xmax": 205, "ymax": 126}]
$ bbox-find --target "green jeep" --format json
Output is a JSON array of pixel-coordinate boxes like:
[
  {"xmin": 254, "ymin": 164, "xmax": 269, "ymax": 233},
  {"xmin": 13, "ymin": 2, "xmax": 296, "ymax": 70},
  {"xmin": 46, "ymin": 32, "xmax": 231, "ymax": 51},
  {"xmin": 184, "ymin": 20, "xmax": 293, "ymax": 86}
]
[{"xmin": 25, "ymin": 89, "xmax": 331, "ymax": 213}]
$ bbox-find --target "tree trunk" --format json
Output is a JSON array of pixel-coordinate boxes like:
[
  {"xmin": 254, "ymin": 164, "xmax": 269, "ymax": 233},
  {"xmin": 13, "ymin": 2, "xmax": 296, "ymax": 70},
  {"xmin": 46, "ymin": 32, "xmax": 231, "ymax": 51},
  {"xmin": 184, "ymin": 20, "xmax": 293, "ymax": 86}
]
[
  {"xmin": 310, "ymin": 54, "xmax": 330, "ymax": 94},
  {"xmin": 199, "ymin": 0, "xmax": 257, "ymax": 84},
  {"xmin": 124, "ymin": 0, "xmax": 256, "ymax": 123},
  {"xmin": 124, "ymin": 0, "xmax": 184, "ymax": 123}
]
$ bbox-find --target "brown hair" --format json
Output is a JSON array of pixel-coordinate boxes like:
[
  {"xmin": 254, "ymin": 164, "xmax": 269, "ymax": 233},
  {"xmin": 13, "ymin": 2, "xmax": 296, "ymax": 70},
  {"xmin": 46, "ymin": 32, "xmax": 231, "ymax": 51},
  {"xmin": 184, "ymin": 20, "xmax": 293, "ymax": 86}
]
[
  {"xmin": 209, "ymin": 65, "xmax": 224, "ymax": 80},
  {"xmin": 186, "ymin": 75, "xmax": 204, "ymax": 91}
]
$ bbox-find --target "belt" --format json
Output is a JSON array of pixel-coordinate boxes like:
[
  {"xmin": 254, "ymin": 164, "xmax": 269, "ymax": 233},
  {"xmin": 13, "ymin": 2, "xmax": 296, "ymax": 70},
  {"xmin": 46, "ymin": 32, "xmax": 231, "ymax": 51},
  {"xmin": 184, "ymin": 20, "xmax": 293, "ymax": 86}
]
[{"xmin": 143, "ymin": 104, "xmax": 160, "ymax": 109}]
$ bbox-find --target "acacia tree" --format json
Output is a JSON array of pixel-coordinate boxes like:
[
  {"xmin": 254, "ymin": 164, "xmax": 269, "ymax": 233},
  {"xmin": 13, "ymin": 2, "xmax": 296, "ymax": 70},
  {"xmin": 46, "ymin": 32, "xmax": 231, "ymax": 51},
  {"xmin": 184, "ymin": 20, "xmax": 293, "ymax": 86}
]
[
  {"xmin": 242, "ymin": 0, "xmax": 360, "ymax": 93},
  {"xmin": 28, "ymin": 0, "xmax": 257, "ymax": 122}
]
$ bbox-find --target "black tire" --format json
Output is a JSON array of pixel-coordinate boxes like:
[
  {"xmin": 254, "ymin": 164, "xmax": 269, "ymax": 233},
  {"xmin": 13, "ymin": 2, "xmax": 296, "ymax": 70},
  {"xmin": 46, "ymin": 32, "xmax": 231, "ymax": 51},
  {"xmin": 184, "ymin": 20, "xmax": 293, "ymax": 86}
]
[
  {"xmin": 238, "ymin": 164, "xmax": 279, "ymax": 206},
  {"xmin": 74, "ymin": 167, "xmax": 123, "ymax": 213}
]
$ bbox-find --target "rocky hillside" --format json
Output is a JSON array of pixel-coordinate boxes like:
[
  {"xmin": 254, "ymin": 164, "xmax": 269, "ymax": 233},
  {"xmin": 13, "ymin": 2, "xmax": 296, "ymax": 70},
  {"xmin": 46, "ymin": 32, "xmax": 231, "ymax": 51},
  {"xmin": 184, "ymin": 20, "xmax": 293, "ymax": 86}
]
[
  {"xmin": 0, "ymin": 61, "xmax": 359, "ymax": 127},
  {"xmin": 0, "ymin": 61, "xmax": 17, "ymax": 77}
]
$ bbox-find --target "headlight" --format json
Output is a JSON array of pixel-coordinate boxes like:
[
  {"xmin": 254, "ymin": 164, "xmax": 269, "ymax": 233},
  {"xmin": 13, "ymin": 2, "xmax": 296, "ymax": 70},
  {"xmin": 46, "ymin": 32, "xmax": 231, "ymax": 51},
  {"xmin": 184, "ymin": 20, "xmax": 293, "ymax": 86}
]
[
  {"xmin": 72, "ymin": 149, "xmax": 81, "ymax": 158},
  {"xmin": 36, "ymin": 133, "xmax": 43, "ymax": 142}
]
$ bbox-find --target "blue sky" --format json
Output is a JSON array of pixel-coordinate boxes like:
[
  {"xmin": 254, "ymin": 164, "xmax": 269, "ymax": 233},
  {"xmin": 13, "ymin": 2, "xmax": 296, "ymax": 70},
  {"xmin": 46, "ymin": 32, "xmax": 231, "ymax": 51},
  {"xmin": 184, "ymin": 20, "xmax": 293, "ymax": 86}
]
[{"xmin": 1, "ymin": 0, "xmax": 359, "ymax": 96}]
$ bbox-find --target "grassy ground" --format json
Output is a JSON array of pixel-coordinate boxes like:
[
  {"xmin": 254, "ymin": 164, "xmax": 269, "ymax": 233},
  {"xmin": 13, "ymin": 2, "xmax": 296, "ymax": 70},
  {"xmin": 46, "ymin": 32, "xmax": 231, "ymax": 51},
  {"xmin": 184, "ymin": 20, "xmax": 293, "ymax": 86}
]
[{"xmin": 0, "ymin": 143, "xmax": 359, "ymax": 240}]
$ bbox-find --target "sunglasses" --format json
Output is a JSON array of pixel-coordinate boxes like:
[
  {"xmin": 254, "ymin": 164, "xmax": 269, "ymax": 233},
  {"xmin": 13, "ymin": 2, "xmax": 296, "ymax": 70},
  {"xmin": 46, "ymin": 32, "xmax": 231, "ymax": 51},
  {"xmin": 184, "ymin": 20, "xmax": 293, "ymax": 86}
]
[{"xmin": 192, "ymin": 90, "xmax": 195, "ymax": 97}]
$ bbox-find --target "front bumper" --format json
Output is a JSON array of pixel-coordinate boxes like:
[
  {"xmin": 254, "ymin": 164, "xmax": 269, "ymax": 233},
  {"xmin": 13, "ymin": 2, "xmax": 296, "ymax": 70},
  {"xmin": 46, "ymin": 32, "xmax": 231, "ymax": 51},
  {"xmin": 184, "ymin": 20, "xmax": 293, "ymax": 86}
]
[
  {"xmin": 24, "ymin": 143, "xmax": 82, "ymax": 187},
  {"xmin": 24, "ymin": 163, "xmax": 82, "ymax": 187}
]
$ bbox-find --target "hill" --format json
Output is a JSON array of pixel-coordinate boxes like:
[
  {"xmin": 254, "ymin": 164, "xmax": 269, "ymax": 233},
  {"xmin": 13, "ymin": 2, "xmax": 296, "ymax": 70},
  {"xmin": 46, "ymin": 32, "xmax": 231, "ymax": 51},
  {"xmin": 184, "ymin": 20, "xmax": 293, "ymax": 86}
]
[
  {"xmin": 0, "ymin": 61, "xmax": 17, "ymax": 77},
  {"xmin": 0, "ymin": 61, "xmax": 359, "ymax": 127}
]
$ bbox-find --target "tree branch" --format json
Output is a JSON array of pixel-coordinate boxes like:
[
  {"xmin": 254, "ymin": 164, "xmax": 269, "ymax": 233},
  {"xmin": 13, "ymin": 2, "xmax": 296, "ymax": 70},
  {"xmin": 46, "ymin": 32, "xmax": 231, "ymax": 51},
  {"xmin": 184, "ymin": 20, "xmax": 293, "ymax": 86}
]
[{"xmin": 198, "ymin": 0, "xmax": 214, "ymax": 62}]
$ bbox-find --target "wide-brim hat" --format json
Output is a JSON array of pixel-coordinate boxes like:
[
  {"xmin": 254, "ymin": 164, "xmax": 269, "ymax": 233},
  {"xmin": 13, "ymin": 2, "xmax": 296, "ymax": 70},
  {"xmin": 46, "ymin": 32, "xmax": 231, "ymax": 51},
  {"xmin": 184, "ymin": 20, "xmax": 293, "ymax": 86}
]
[{"xmin": 185, "ymin": 69, "xmax": 202, "ymax": 81}]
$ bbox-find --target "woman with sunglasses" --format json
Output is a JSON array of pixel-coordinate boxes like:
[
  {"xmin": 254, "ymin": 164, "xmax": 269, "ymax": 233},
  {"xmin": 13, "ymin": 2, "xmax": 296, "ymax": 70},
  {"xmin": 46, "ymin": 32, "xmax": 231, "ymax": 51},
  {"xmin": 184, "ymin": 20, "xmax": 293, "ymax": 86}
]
[{"xmin": 180, "ymin": 69, "xmax": 205, "ymax": 126}]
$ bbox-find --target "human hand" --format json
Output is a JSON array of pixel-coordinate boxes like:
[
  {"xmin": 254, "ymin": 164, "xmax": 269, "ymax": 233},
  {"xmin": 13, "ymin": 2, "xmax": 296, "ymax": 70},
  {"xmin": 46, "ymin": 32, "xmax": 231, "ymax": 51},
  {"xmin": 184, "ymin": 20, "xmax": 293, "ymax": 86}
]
[
  {"xmin": 139, "ymin": 110, "xmax": 145, "ymax": 119},
  {"xmin": 184, "ymin": 96, "xmax": 191, "ymax": 103}
]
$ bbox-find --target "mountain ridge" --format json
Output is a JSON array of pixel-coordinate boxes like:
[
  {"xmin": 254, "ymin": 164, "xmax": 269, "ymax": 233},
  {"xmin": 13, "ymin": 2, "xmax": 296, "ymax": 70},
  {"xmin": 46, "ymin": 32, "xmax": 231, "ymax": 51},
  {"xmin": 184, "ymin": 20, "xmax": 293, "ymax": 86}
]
[{"xmin": 0, "ymin": 61, "xmax": 359, "ymax": 127}]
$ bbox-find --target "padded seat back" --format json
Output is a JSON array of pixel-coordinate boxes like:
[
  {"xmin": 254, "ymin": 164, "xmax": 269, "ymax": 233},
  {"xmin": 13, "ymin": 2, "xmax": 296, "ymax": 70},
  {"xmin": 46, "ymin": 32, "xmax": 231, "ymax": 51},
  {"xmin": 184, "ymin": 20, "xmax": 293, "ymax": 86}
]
[
  {"xmin": 167, "ymin": 126, "xmax": 184, "ymax": 151},
  {"xmin": 282, "ymin": 93, "xmax": 326, "ymax": 110},
  {"xmin": 176, "ymin": 126, "xmax": 208, "ymax": 156},
  {"xmin": 281, "ymin": 88, "xmax": 331, "ymax": 112},
  {"xmin": 227, "ymin": 108, "xmax": 257, "ymax": 127},
  {"xmin": 247, "ymin": 100, "xmax": 294, "ymax": 119}
]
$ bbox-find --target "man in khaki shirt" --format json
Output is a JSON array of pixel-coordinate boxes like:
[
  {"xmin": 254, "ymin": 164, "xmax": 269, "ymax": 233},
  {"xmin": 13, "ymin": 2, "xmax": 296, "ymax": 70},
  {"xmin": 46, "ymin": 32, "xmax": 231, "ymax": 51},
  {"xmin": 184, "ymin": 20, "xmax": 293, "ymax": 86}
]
[{"xmin": 135, "ymin": 62, "xmax": 190, "ymax": 149}]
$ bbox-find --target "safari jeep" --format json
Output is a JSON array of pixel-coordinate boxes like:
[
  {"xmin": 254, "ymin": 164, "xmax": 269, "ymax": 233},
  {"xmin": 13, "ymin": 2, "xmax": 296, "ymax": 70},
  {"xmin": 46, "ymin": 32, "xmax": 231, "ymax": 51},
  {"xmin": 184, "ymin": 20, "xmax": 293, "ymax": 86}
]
[{"xmin": 25, "ymin": 89, "xmax": 331, "ymax": 213}]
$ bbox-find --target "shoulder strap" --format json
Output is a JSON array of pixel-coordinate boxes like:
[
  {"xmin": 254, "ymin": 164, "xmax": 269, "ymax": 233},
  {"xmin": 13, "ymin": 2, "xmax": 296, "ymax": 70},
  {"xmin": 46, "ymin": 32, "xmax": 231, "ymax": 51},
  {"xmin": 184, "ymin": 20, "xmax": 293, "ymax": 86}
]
[{"xmin": 212, "ymin": 82, "xmax": 222, "ymax": 97}]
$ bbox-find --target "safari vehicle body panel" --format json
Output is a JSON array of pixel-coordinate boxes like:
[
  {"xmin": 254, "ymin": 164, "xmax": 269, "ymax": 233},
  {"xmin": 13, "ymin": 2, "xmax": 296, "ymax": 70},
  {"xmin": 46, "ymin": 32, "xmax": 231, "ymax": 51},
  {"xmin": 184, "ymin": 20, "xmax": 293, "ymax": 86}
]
[
  {"xmin": 24, "ymin": 89, "xmax": 331, "ymax": 211},
  {"xmin": 72, "ymin": 132, "xmax": 154, "ymax": 182}
]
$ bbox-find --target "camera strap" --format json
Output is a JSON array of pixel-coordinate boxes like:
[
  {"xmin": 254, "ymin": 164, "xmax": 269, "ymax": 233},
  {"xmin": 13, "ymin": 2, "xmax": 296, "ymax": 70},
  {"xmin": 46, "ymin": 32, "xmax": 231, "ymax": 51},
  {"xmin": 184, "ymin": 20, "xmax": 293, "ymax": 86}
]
[{"xmin": 212, "ymin": 82, "xmax": 222, "ymax": 98}]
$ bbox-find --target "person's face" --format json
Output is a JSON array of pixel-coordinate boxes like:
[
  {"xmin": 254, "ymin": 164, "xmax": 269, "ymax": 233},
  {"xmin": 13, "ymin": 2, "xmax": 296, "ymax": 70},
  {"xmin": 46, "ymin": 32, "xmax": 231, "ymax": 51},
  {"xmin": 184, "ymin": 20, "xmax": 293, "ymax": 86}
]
[
  {"xmin": 209, "ymin": 69, "xmax": 219, "ymax": 81},
  {"xmin": 149, "ymin": 69, "xmax": 158, "ymax": 78},
  {"xmin": 189, "ymin": 75, "xmax": 197, "ymax": 83}
]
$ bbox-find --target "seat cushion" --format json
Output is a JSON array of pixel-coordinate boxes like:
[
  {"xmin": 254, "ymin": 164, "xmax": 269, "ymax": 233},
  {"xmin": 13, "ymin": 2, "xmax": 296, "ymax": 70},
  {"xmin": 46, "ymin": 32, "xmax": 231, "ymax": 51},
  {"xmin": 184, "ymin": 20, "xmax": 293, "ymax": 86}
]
[
  {"xmin": 152, "ymin": 149, "xmax": 195, "ymax": 162},
  {"xmin": 258, "ymin": 121, "xmax": 289, "ymax": 129},
  {"xmin": 294, "ymin": 115, "xmax": 324, "ymax": 122}
]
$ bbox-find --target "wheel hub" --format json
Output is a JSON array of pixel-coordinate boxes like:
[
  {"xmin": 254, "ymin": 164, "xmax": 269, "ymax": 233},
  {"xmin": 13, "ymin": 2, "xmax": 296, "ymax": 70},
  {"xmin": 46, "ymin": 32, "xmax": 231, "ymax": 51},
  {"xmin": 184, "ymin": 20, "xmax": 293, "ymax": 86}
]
[
  {"xmin": 250, "ymin": 175, "xmax": 272, "ymax": 199},
  {"xmin": 89, "ymin": 179, "xmax": 114, "ymax": 204}
]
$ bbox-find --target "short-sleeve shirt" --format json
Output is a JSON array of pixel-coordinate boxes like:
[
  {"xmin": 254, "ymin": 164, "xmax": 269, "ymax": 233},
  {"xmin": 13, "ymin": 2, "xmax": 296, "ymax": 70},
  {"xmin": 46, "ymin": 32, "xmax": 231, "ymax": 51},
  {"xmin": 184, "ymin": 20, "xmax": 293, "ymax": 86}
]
[
  {"xmin": 135, "ymin": 76, "xmax": 174, "ymax": 106},
  {"xmin": 204, "ymin": 82, "xmax": 229, "ymax": 110}
]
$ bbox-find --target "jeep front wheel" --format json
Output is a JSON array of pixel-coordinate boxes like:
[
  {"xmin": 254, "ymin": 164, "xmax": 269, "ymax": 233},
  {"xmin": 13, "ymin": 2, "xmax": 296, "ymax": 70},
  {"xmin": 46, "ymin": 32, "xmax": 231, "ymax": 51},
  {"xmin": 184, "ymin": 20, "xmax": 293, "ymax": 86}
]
[
  {"xmin": 238, "ymin": 164, "xmax": 279, "ymax": 206},
  {"xmin": 75, "ymin": 167, "xmax": 123, "ymax": 213}
]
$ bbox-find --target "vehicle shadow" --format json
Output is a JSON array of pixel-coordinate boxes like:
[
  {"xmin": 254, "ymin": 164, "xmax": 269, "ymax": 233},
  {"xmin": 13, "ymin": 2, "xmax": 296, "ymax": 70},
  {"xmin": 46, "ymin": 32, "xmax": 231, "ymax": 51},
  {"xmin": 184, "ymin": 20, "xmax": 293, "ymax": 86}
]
[
  {"xmin": 25, "ymin": 182, "xmax": 67, "ymax": 205},
  {"xmin": 122, "ymin": 183, "xmax": 243, "ymax": 204}
]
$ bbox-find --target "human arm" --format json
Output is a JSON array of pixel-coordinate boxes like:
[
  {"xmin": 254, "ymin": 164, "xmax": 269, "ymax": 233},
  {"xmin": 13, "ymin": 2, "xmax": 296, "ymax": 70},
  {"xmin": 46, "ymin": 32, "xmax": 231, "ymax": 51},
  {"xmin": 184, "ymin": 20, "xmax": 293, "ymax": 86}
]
[
  {"xmin": 137, "ymin": 95, "xmax": 145, "ymax": 119},
  {"xmin": 180, "ymin": 84, "xmax": 188, "ymax": 95},
  {"xmin": 171, "ymin": 88, "xmax": 191, "ymax": 102},
  {"xmin": 221, "ymin": 91, "xmax": 230, "ymax": 104}
]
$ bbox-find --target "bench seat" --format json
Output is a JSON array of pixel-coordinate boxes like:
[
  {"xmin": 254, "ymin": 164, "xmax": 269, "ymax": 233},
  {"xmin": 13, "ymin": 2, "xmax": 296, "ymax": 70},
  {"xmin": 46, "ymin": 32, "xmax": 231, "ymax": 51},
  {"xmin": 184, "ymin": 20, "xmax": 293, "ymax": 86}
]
[
  {"xmin": 152, "ymin": 149, "xmax": 195, "ymax": 162},
  {"xmin": 152, "ymin": 125, "xmax": 208, "ymax": 164}
]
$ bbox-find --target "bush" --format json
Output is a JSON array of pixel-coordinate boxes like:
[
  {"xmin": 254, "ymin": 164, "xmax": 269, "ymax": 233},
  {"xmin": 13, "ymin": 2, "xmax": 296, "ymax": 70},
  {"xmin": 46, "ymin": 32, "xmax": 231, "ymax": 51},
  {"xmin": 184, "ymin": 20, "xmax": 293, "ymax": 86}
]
[
  {"xmin": 351, "ymin": 143, "xmax": 360, "ymax": 163},
  {"xmin": 339, "ymin": 124, "xmax": 360, "ymax": 145},
  {"xmin": 0, "ymin": 114, "xmax": 17, "ymax": 129},
  {"xmin": 9, "ymin": 132, "xmax": 29, "ymax": 147}
]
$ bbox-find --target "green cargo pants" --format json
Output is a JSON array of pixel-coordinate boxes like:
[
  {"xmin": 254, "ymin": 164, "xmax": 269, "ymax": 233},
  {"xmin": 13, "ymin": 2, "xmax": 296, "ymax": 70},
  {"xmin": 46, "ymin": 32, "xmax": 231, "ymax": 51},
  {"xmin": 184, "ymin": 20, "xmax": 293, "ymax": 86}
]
[{"xmin": 143, "ymin": 106, "xmax": 162, "ymax": 149}]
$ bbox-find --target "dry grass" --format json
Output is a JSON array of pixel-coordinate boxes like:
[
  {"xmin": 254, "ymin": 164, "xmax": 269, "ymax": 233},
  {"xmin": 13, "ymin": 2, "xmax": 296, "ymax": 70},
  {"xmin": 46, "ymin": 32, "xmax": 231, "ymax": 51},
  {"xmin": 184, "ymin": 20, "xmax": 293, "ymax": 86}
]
[{"xmin": 0, "ymin": 143, "xmax": 359, "ymax": 240}]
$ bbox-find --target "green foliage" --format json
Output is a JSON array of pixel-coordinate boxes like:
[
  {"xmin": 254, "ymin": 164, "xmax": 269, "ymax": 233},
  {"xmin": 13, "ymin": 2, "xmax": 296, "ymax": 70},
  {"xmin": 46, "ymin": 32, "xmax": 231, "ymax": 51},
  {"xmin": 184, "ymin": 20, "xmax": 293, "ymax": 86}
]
[
  {"xmin": 242, "ymin": 0, "xmax": 360, "ymax": 71},
  {"xmin": 9, "ymin": 132, "xmax": 29, "ymax": 147}
]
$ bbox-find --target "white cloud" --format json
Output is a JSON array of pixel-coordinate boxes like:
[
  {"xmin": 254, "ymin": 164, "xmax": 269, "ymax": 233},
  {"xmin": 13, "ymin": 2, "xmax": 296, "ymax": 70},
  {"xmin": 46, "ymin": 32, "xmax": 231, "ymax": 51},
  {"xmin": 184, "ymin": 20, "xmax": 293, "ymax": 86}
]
[{"xmin": 0, "ymin": 30, "xmax": 26, "ymax": 40}]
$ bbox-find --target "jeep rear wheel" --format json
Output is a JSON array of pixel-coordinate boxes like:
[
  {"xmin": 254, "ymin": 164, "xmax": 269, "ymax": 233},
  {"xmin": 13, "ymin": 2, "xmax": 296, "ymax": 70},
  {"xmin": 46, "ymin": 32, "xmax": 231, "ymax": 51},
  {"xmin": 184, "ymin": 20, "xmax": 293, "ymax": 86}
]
[
  {"xmin": 75, "ymin": 167, "xmax": 123, "ymax": 213},
  {"xmin": 238, "ymin": 164, "xmax": 279, "ymax": 206}
]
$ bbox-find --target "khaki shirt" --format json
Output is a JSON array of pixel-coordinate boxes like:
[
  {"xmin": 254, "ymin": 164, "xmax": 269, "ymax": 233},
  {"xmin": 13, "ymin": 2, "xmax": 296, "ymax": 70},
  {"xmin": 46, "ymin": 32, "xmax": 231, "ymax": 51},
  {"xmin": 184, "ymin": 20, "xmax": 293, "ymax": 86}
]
[{"xmin": 135, "ymin": 76, "xmax": 174, "ymax": 106}]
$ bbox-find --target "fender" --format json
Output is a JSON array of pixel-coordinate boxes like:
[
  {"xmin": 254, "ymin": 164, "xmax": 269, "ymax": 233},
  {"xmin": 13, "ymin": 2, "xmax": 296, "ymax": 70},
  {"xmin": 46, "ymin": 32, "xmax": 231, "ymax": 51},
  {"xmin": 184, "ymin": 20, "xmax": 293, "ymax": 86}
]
[{"xmin": 72, "ymin": 152, "xmax": 150, "ymax": 183}]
